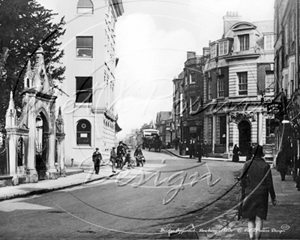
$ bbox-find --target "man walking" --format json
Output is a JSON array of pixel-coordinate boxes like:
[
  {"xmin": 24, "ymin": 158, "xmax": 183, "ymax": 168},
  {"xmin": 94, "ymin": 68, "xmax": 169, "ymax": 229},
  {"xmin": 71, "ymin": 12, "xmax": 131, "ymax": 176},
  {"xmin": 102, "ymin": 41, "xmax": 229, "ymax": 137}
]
[
  {"xmin": 276, "ymin": 147, "xmax": 289, "ymax": 181},
  {"xmin": 197, "ymin": 141, "xmax": 203, "ymax": 163},
  {"xmin": 92, "ymin": 148, "xmax": 102, "ymax": 174},
  {"xmin": 117, "ymin": 141, "xmax": 126, "ymax": 168},
  {"xmin": 110, "ymin": 147, "xmax": 116, "ymax": 173}
]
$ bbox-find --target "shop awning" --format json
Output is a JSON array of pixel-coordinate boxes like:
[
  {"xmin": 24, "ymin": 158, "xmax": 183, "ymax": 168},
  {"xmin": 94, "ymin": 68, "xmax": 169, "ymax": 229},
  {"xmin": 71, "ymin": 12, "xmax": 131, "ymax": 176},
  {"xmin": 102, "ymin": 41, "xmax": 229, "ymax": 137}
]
[{"xmin": 115, "ymin": 121, "xmax": 122, "ymax": 133}]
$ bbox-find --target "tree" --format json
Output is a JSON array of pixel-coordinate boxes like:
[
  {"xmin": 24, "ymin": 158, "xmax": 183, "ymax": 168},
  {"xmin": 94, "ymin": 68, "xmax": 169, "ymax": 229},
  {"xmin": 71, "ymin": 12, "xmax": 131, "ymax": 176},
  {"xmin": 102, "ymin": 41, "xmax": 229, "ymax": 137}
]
[{"xmin": 0, "ymin": 0, "xmax": 66, "ymax": 129}]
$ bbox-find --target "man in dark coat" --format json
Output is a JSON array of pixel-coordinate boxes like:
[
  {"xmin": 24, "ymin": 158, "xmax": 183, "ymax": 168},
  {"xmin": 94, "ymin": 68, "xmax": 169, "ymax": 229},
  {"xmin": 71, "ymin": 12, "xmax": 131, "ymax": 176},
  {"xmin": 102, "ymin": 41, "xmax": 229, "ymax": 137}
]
[
  {"xmin": 92, "ymin": 148, "xmax": 102, "ymax": 174},
  {"xmin": 276, "ymin": 148, "xmax": 289, "ymax": 181},
  {"xmin": 246, "ymin": 144, "xmax": 253, "ymax": 161},
  {"xmin": 197, "ymin": 141, "xmax": 203, "ymax": 162},
  {"xmin": 116, "ymin": 141, "xmax": 126, "ymax": 168},
  {"xmin": 240, "ymin": 145, "xmax": 276, "ymax": 240}
]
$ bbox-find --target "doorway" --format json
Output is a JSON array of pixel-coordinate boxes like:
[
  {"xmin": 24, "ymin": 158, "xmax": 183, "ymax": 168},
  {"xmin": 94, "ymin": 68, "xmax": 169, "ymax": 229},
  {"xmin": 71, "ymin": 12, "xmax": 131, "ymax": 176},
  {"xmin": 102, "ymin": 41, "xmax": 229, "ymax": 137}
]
[
  {"xmin": 238, "ymin": 120, "xmax": 251, "ymax": 156},
  {"xmin": 35, "ymin": 113, "xmax": 48, "ymax": 180}
]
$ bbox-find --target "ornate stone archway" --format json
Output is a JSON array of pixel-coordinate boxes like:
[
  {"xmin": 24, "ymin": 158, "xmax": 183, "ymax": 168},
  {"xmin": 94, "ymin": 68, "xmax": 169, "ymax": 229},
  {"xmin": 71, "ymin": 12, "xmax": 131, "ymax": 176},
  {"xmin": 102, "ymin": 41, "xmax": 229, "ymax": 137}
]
[{"xmin": 3, "ymin": 46, "xmax": 65, "ymax": 186}]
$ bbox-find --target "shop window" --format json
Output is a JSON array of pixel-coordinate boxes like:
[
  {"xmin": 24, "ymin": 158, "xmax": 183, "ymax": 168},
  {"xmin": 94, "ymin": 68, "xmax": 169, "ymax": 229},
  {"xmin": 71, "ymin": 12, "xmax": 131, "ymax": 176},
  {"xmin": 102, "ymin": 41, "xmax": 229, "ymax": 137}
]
[
  {"xmin": 219, "ymin": 116, "xmax": 226, "ymax": 144},
  {"xmin": 266, "ymin": 119, "xmax": 276, "ymax": 144},
  {"xmin": 77, "ymin": 119, "xmax": 91, "ymax": 145},
  {"xmin": 238, "ymin": 72, "xmax": 247, "ymax": 95},
  {"xmin": 239, "ymin": 34, "xmax": 249, "ymax": 51},
  {"xmin": 76, "ymin": 77, "xmax": 93, "ymax": 103},
  {"xmin": 77, "ymin": 0, "xmax": 94, "ymax": 14},
  {"xmin": 76, "ymin": 36, "xmax": 93, "ymax": 58}
]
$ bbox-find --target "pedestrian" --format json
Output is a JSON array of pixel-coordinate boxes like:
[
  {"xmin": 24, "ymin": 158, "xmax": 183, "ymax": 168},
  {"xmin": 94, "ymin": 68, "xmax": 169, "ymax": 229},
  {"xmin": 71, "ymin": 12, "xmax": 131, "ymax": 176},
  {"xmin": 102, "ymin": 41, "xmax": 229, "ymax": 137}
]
[
  {"xmin": 189, "ymin": 138, "xmax": 195, "ymax": 158},
  {"xmin": 276, "ymin": 147, "xmax": 289, "ymax": 181},
  {"xmin": 179, "ymin": 140, "xmax": 182, "ymax": 155},
  {"xmin": 122, "ymin": 149, "xmax": 133, "ymax": 169},
  {"xmin": 197, "ymin": 141, "xmax": 203, "ymax": 163},
  {"xmin": 92, "ymin": 148, "xmax": 102, "ymax": 174},
  {"xmin": 239, "ymin": 145, "xmax": 277, "ymax": 240},
  {"xmin": 232, "ymin": 144, "xmax": 240, "ymax": 162},
  {"xmin": 110, "ymin": 147, "xmax": 116, "ymax": 173},
  {"xmin": 203, "ymin": 141, "xmax": 208, "ymax": 157},
  {"xmin": 117, "ymin": 141, "xmax": 126, "ymax": 168},
  {"xmin": 134, "ymin": 145, "xmax": 144, "ymax": 166},
  {"xmin": 246, "ymin": 144, "xmax": 253, "ymax": 161}
]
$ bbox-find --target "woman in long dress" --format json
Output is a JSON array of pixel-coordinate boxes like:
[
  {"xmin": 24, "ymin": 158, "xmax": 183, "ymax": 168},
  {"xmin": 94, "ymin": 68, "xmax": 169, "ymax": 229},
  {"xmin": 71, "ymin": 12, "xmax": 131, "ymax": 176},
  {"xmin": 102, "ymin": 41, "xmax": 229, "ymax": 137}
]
[{"xmin": 232, "ymin": 144, "xmax": 240, "ymax": 162}]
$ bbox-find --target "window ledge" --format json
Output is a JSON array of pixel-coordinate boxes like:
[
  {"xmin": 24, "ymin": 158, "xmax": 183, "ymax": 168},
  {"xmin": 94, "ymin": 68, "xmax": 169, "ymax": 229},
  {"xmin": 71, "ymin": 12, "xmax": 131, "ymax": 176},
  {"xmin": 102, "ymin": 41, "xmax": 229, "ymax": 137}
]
[
  {"xmin": 75, "ymin": 58, "xmax": 93, "ymax": 61},
  {"xmin": 75, "ymin": 103, "xmax": 92, "ymax": 107},
  {"xmin": 74, "ymin": 145, "xmax": 93, "ymax": 149},
  {"xmin": 75, "ymin": 14, "xmax": 94, "ymax": 17}
]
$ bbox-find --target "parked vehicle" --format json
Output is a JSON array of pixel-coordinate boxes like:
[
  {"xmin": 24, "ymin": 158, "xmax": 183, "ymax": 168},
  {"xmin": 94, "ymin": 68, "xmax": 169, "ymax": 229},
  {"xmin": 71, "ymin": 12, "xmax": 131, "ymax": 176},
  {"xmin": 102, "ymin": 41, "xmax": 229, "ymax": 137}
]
[
  {"xmin": 148, "ymin": 133, "xmax": 162, "ymax": 152},
  {"xmin": 141, "ymin": 129, "xmax": 159, "ymax": 149}
]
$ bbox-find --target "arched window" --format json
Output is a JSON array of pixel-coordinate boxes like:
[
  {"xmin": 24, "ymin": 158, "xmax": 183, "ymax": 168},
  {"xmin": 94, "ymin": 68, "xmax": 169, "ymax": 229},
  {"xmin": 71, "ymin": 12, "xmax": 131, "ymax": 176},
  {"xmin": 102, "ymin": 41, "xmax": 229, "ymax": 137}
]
[
  {"xmin": 77, "ymin": 119, "xmax": 91, "ymax": 145},
  {"xmin": 77, "ymin": 0, "xmax": 94, "ymax": 14}
]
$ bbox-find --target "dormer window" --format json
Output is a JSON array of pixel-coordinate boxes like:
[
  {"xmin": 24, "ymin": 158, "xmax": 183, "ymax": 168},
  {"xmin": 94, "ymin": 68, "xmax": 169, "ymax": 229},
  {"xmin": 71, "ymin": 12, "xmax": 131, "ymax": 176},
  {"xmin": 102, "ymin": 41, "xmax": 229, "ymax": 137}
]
[
  {"xmin": 210, "ymin": 43, "xmax": 217, "ymax": 58},
  {"xmin": 219, "ymin": 41, "xmax": 228, "ymax": 56},
  {"xmin": 190, "ymin": 72, "xmax": 196, "ymax": 84},
  {"xmin": 77, "ymin": 0, "xmax": 94, "ymax": 14},
  {"xmin": 239, "ymin": 34, "xmax": 249, "ymax": 51},
  {"xmin": 264, "ymin": 34, "xmax": 274, "ymax": 50}
]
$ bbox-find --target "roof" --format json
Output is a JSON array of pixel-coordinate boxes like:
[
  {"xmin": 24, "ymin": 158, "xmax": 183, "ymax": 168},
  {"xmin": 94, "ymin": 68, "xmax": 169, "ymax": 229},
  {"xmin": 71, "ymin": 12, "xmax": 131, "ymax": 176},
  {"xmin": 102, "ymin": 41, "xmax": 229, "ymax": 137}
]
[{"xmin": 156, "ymin": 111, "xmax": 172, "ymax": 123}]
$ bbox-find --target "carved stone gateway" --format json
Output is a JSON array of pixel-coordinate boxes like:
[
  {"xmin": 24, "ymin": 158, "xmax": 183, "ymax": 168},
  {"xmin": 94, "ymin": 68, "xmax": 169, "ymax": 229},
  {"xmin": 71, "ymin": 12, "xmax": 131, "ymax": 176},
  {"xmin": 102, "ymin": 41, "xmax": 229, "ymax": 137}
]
[{"xmin": 2, "ymin": 46, "xmax": 65, "ymax": 186}]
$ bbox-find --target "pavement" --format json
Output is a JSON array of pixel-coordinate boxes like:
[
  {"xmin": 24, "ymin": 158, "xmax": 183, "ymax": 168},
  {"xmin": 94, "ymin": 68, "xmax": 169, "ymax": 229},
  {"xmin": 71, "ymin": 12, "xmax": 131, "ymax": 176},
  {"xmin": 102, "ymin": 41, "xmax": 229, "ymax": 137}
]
[
  {"xmin": 163, "ymin": 148, "xmax": 300, "ymax": 239},
  {"xmin": 0, "ymin": 162, "xmax": 118, "ymax": 202},
  {"xmin": 163, "ymin": 147, "xmax": 273, "ymax": 164},
  {"xmin": 0, "ymin": 151, "xmax": 299, "ymax": 239}
]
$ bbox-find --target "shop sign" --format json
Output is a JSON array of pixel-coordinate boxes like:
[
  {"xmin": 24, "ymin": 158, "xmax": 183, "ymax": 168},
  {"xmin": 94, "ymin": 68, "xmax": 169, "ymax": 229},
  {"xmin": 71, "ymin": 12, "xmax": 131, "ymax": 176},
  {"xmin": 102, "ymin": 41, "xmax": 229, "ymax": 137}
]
[{"xmin": 267, "ymin": 102, "xmax": 281, "ymax": 113}]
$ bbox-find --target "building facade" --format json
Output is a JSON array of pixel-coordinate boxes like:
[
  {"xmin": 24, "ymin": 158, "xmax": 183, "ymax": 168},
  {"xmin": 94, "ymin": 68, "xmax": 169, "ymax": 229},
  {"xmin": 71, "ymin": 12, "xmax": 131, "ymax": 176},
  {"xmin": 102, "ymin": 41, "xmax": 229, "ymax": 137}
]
[
  {"xmin": 203, "ymin": 12, "xmax": 275, "ymax": 159},
  {"xmin": 180, "ymin": 51, "xmax": 206, "ymax": 150},
  {"xmin": 273, "ymin": 0, "xmax": 300, "ymax": 180},
  {"xmin": 55, "ymin": 0, "xmax": 124, "ymax": 166},
  {"xmin": 155, "ymin": 111, "xmax": 172, "ymax": 147},
  {"xmin": 172, "ymin": 71, "xmax": 184, "ymax": 140}
]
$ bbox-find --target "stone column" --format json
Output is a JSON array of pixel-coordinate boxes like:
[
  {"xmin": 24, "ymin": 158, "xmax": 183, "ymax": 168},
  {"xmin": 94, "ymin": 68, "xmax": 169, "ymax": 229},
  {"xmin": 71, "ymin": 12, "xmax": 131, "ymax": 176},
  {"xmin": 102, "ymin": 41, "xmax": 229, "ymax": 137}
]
[
  {"xmin": 6, "ymin": 131, "xmax": 18, "ymax": 185},
  {"xmin": 26, "ymin": 100, "xmax": 38, "ymax": 183},
  {"xmin": 59, "ymin": 135, "xmax": 66, "ymax": 177},
  {"xmin": 226, "ymin": 114, "xmax": 230, "ymax": 157},
  {"xmin": 46, "ymin": 132, "xmax": 58, "ymax": 179},
  {"xmin": 258, "ymin": 109, "xmax": 263, "ymax": 146},
  {"xmin": 212, "ymin": 115, "xmax": 216, "ymax": 153}
]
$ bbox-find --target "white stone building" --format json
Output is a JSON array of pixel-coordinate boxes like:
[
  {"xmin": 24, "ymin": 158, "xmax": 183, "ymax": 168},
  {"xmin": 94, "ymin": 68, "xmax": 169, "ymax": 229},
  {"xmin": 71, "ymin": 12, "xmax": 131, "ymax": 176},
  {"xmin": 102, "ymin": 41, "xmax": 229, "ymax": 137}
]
[{"xmin": 55, "ymin": 0, "xmax": 124, "ymax": 166}]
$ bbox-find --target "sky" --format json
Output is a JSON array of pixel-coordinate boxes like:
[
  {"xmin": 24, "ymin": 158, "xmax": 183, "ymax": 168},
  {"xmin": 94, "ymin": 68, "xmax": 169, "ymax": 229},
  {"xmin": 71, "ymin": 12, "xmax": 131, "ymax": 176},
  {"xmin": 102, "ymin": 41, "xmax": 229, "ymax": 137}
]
[{"xmin": 38, "ymin": 0, "xmax": 275, "ymax": 140}]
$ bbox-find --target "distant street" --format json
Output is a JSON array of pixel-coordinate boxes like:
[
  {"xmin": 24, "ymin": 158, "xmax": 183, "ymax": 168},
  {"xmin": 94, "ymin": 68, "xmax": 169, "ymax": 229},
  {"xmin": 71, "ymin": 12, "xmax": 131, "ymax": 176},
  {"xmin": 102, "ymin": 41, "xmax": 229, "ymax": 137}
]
[{"xmin": 0, "ymin": 151, "xmax": 242, "ymax": 239}]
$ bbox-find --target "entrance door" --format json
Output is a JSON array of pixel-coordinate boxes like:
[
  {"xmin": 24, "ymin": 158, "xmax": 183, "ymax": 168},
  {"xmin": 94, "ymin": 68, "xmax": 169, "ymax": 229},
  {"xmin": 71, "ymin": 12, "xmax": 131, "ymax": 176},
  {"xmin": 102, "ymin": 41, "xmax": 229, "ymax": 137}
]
[
  {"xmin": 35, "ymin": 113, "xmax": 48, "ymax": 180},
  {"xmin": 238, "ymin": 120, "xmax": 251, "ymax": 156}
]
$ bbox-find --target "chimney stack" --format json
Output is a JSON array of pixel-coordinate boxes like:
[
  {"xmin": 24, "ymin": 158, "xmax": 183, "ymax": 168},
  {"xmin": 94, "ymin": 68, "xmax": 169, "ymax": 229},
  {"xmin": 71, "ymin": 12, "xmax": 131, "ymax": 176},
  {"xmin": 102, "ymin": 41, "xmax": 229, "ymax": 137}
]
[
  {"xmin": 223, "ymin": 11, "xmax": 242, "ymax": 36},
  {"xmin": 187, "ymin": 51, "xmax": 196, "ymax": 60}
]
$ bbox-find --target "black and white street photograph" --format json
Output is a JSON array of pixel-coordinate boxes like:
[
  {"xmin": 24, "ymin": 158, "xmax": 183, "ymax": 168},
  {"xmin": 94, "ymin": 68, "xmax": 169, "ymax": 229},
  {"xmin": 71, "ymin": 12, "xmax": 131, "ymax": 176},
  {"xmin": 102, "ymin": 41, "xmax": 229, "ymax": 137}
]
[{"xmin": 0, "ymin": 0, "xmax": 300, "ymax": 239}]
